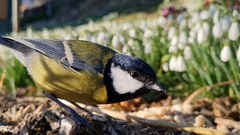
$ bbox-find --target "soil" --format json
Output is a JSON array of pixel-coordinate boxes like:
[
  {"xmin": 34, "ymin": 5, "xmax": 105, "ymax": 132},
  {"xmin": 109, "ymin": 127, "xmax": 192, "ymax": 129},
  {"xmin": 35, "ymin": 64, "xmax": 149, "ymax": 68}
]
[
  {"xmin": 0, "ymin": 92, "xmax": 239, "ymax": 135},
  {"xmin": 0, "ymin": 95, "xmax": 179, "ymax": 135}
]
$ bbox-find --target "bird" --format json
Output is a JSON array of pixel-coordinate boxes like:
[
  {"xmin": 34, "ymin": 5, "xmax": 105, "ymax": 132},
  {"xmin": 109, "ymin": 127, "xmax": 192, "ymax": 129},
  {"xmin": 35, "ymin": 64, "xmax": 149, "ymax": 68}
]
[{"xmin": 0, "ymin": 36, "xmax": 166, "ymax": 131}]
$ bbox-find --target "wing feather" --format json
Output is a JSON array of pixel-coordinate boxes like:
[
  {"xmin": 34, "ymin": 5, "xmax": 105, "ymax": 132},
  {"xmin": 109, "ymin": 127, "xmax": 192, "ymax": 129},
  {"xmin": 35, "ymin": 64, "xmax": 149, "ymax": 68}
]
[{"xmin": 2, "ymin": 37, "xmax": 116, "ymax": 73}]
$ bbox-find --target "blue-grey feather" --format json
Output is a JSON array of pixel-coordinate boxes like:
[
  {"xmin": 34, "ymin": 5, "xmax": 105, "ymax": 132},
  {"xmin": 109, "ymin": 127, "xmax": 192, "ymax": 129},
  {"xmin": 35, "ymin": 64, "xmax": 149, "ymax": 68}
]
[{"xmin": 0, "ymin": 36, "xmax": 99, "ymax": 73}]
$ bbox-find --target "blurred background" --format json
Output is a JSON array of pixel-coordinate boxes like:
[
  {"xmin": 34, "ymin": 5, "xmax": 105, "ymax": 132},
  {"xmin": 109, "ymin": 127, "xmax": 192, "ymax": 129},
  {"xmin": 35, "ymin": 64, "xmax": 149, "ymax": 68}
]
[{"xmin": 0, "ymin": 0, "xmax": 240, "ymax": 103}]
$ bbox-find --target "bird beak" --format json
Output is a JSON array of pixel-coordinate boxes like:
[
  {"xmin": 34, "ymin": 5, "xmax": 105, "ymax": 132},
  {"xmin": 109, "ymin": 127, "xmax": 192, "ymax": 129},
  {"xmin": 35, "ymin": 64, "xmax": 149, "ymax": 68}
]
[{"xmin": 150, "ymin": 83, "xmax": 166, "ymax": 93}]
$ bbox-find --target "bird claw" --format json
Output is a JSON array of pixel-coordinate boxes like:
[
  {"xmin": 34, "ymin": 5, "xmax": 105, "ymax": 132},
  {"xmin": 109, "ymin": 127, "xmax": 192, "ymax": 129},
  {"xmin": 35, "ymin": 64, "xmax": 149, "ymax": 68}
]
[
  {"xmin": 67, "ymin": 106, "xmax": 92, "ymax": 131},
  {"xmin": 59, "ymin": 107, "xmax": 92, "ymax": 134},
  {"xmin": 60, "ymin": 116, "xmax": 91, "ymax": 135},
  {"xmin": 44, "ymin": 93, "xmax": 92, "ymax": 133}
]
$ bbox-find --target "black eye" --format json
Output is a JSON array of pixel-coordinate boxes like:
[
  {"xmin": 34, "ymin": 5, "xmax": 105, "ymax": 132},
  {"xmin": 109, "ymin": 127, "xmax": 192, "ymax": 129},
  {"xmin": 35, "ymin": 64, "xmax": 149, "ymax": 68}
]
[
  {"xmin": 147, "ymin": 81, "xmax": 154, "ymax": 86},
  {"xmin": 130, "ymin": 70, "xmax": 140, "ymax": 78},
  {"xmin": 145, "ymin": 81, "xmax": 154, "ymax": 89}
]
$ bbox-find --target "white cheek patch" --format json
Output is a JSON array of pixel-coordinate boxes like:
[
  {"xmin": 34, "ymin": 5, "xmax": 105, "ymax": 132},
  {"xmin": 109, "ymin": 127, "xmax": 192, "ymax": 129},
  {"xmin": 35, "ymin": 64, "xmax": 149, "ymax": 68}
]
[{"xmin": 110, "ymin": 66, "xmax": 144, "ymax": 94}]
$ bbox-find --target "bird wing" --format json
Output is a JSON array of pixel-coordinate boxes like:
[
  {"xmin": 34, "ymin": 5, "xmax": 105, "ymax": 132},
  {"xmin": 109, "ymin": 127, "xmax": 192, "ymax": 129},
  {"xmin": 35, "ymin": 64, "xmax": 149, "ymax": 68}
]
[
  {"xmin": 62, "ymin": 40, "xmax": 117, "ymax": 73},
  {"xmin": 1, "ymin": 37, "xmax": 116, "ymax": 74}
]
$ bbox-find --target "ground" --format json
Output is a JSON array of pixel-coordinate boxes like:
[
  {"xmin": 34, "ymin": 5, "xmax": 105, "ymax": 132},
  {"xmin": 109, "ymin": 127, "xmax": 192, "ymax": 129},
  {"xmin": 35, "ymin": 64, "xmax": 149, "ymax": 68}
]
[
  {"xmin": 1, "ymin": 0, "xmax": 240, "ymax": 134},
  {"xmin": 0, "ymin": 89, "xmax": 239, "ymax": 134},
  {"xmin": 0, "ymin": 94, "xmax": 179, "ymax": 135}
]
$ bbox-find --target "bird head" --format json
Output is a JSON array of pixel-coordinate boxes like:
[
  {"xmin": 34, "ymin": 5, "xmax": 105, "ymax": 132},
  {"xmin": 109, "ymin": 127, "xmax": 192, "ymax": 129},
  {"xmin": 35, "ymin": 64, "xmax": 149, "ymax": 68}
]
[{"xmin": 104, "ymin": 54, "xmax": 166, "ymax": 103}]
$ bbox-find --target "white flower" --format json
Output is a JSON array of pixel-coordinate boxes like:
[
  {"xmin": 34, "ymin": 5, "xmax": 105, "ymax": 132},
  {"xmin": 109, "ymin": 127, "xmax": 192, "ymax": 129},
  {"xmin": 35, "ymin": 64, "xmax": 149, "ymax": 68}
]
[
  {"xmin": 220, "ymin": 46, "xmax": 231, "ymax": 62},
  {"xmin": 200, "ymin": 10, "xmax": 210, "ymax": 20},
  {"xmin": 176, "ymin": 12, "xmax": 185, "ymax": 23},
  {"xmin": 168, "ymin": 27, "xmax": 176, "ymax": 40},
  {"xmin": 84, "ymin": 34, "xmax": 95, "ymax": 42},
  {"xmin": 237, "ymin": 47, "xmax": 240, "ymax": 66},
  {"xmin": 158, "ymin": 16, "xmax": 167, "ymax": 27},
  {"xmin": 140, "ymin": 21, "xmax": 148, "ymax": 29},
  {"xmin": 171, "ymin": 35, "xmax": 178, "ymax": 46},
  {"xmin": 169, "ymin": 56, "xmax": 177, "ymax": 71},
  {"xmin": 112, "ymin": 35, "xmax": 120, "ymax": 49},
  {"xmin": 122, "ymin": 45, "xmax": 129, "ymax": 54},
  {"xmin": 213, "ymin": 10, "xmax": 219, "ymax": 24},
  {"xmin": 119, "ymin": 34, "xmax": 125, "ymax": 44},
  {"xmin": 189, "ymin": 30, "xmax": 196, "ymax": 39},
  {"xmin": 129, "ymin": 28, "xmax": 136, "ymax": 38},
  {"xmin": 127, "ymin": 39, "xmax": 134, "ymax": 46},
  {"xmin": 26, "ymin": 27, "xmax": 33, "ymax": 38},
  {"xmin": 188, "ymin": 37, "xmax": 195, "ymax": 44},
  {"xmin": 64, "ymin": 34, "xmax": 71, "ymax": 40},
  {"xmin": 0, "ymin": 46, "xmax": 13, "ymax": 62},
  {"xmin": 237, "ymin": 47, "xmax": 240, "ymax": 62},
  {"xmin": 143, "ymin": 29, "xmax": 153, "ymax": 38},
  {"xmin": 162, "ymin": 63, "xmax": 169, "ymax": 72},
  {"xmin": 144, "ymin": 42, "xmax": 152, "ymax": 54},
  {"xmin": 180, "ymin": 19, "xmax": 187, "ymax": 30},
  {"xmin": 228, "ymin": 22, "xmax": 240, "ymax": 41},
  {"xmin": 122, "ymin": 22, "xmax": 132, "ymax": 30},
  {"xmin": 167, "ymin": 14, "xmax": 174, "ymax": 23},
  {"xmin": 212, "ymin": 22, "xmax": 223, "ymax": 38},
  {"xmin": 208, "ymin": 4, "xmax": 216, "ymax": 16},
  {"xmin": 183, "ymin": 46, "xmax": 192, "ymax": 60},
  {"xmin": 188, "ymin": 19, "xmax": 194, "ymax": 28},
  {"xmin": 42, "ymin": 29, "xmax": 50, "ymax": 39},
  {"xmin": 220, "ymin": 16, "xmax": 231, "ymax": 32},
  {"xmin": 177, "ymin": 43, "xmax": 186, "ymax": 50},
  {"xmin": 202, "ymin": 22, "xmax": 210, "ymax": 36},
  {"xmin": 197, "ymin": 27, "xmax": 207, "ymax": 44},
  {"xmin": 192, "ymin": 22, "xmax": 201, "ymax": 33},
  {"xmin": 232, "ymin": 9, "xmax": 238, "ymax": 17},
  {"xmin": 191, "ymin": 12, "xmax": 200, "ymax": 25},
  {"xmin": 89, "ymin": 36, "xmax": 96, "ymax": 42},
  {"xmin": 168, "ymin": 45, "xmax": 178, "ymax": 53},
  {"xmin": 179, "ymin": 31, "xmax": 188, "ymax": 45},
  {"xmin": 97, "ymin": 31, "xmax": 108, "ymax": 44},
  {"xmin": 176, "ymin": 55, "xmax": 186, "ymax": 72}
]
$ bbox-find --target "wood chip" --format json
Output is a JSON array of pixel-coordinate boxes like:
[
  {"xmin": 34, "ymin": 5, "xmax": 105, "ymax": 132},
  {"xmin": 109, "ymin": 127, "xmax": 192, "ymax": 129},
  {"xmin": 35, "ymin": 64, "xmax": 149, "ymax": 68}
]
[
  {"xmin": 215, "ymin": 117, "xmax": 240, "ymax": 130},
  {"xmin": 194, "ymin": 115, "xmax": 206, "ymax": 127},
  {"xmin": 21, "ymin": 104, "xmax": 35, "ymax": 115},
  {"xmin": 34, "ymin": 100, "xmax": 49, "ymax": 113},
  {"xmin": 59, "ymin": 117, "xmax": 76, "ymax": 135}
]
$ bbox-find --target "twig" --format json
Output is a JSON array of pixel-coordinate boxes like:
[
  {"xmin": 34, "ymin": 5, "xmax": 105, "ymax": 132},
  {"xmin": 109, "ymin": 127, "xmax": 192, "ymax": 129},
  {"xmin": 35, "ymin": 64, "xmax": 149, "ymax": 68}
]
[
  {"xmin": 183, "ymin": 80, "xmax": 239, "ymax": 105},
  {"xmin": 126, "ymin": 115, "xmax": 236, "ymax": 135},
  {"xmin": 212, "ymin": 102, "xmax": 229, "ymax": 115},
  {"xmin": 0, "ymin": 70, "xmax": 6, "ymax": 90},
  {"xmin": 0, "ymin": 58, "xmax": 6, "ymax": 90},
  {"xmin": 77, "ymin": 103, "xmax": 237, "ymax": 135}
]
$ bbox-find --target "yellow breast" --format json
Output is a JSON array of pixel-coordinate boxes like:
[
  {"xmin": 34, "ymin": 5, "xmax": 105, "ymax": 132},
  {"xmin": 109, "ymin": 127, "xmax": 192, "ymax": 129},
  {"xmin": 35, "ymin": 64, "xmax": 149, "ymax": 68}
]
[{"xmin": 28, "ymin": 53, "xmax": 108, "ymax": 104}]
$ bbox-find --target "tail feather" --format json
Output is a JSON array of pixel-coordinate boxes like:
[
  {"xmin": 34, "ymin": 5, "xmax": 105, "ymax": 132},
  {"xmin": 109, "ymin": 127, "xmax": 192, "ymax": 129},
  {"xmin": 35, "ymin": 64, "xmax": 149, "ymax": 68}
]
[
  {"xmin": 0, "ymin": 36, "xmax": 34, "ymax": 67},
  {"xmin": 0, "ymin": 36, "xmax": 15, "ymax": 49},
  {"xmin": 0, "ymin": 36, "xmax": 33, "ymax": 53}
]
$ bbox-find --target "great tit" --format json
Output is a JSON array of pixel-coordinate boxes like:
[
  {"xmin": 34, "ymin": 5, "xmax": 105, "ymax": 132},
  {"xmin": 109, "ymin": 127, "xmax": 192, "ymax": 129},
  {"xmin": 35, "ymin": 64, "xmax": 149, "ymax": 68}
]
[{"xmin": 0, "ymin": 36, "xmax": 166, "ymax": 130}]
